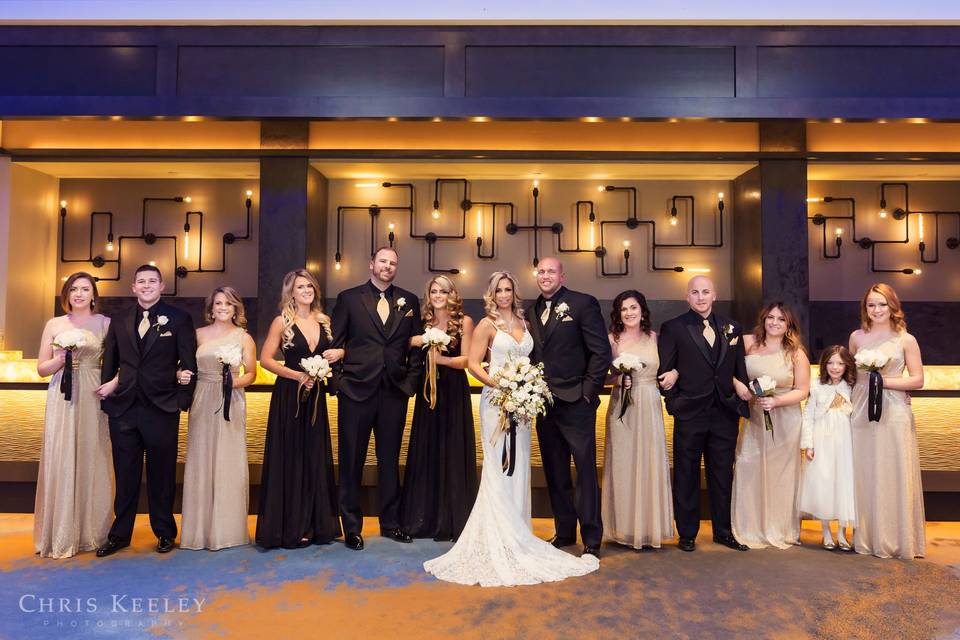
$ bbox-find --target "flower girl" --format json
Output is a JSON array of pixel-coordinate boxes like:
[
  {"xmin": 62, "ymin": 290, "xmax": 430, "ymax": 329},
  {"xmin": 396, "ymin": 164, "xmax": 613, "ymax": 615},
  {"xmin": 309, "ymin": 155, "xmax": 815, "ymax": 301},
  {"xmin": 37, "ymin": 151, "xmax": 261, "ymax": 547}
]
[{"xmin": 799, "ymin": 345, "xmax": 857, "ymax": 550}]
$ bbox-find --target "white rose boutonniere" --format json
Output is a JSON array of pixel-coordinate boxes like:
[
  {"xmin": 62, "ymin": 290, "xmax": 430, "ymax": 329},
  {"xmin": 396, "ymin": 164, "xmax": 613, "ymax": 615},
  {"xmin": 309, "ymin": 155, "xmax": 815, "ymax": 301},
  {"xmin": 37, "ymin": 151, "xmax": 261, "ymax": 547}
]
[
  {"xmin": 396, "ymin": 297, "xmax": 406, "ymax": 310},
  {"xmin": 722, "ymin": 323, "xmax": 735, "ymax": 338},
  {"xmin": 554, "ymin": 301, "xmax": 570, "ymax": 320},
  {"xmin": 154, "ymin": 315, "xmax": 169, "ymax": 332}
]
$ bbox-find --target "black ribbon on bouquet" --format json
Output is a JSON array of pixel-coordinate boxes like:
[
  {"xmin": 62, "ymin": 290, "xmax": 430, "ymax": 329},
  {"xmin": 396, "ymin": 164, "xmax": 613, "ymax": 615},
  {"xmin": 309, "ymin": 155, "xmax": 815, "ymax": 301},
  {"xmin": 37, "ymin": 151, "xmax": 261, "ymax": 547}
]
[
  {"xmin": 617, "ymin": 371, "xmax": 633, "ymax": 421},
  {"xmin": 221, "ymin": 363, "xmax": 233, "ymax": 422},
  {"xmin": 60, "ymin": 350, "xmax": 73, "ymax": 402},
  {"xmin": 867, "ymin": 369, "xmax": 884, "ymax": 423},
  {"xmin": 750, "ymin": 378, "xmax": 775, "ymax": 440},
  {"xmin": 501, "ymin": 414, "xmax": 518, "ymax": 477}
]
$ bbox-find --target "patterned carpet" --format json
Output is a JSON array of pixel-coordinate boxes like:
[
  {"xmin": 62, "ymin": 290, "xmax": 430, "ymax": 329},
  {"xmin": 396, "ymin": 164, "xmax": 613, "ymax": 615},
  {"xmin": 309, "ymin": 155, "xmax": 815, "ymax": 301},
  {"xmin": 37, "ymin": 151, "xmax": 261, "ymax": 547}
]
[{"xmin": 1, "ymin": 516, "xmax": 959, "ymax": 639}]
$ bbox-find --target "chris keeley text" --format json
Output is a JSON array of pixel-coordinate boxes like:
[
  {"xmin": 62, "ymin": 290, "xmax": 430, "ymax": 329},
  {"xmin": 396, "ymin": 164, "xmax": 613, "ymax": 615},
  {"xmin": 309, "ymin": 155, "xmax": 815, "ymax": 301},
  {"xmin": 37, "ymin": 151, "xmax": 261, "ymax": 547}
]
[{"xmin": 19, "ymin": 594, "xmax": 205, "ymax": 614}]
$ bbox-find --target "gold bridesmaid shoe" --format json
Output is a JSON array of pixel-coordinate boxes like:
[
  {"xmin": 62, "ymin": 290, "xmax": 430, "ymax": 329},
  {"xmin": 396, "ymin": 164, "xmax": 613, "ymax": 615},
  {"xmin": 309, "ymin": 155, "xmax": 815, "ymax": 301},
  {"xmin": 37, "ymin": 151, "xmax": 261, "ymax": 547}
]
[{"xmin": 822, "ymin": 539, "xmax": 836, "ymax": 550}]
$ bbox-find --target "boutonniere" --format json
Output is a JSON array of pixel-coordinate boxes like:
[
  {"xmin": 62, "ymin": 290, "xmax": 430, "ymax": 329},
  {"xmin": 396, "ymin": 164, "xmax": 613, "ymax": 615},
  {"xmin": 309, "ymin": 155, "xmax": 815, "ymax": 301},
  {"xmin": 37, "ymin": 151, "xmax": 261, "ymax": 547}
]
[
  {"xmin": 722, "ymin": 323, "xmax": 735, "ymax": 338},
  {"xmin": 154, "ymin": 315, "xmax": 169, "ymax": 332},
  {"xmin": 396, "ymin": 297, "xmax": 407, "ymax": 310},
  {"xmin": 554, "ymin": 302, "xmax": 570, "ymax": 320}
]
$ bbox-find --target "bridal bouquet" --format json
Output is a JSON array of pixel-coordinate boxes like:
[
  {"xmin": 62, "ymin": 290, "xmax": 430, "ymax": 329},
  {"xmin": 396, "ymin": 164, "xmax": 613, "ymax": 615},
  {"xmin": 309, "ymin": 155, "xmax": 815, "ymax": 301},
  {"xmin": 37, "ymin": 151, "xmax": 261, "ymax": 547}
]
[
  {"xmin": 214, "ymin": 343, "xmax": 243, "ymax": 421},
  {"xmin": 855, "ymin": 348, "xmax": 889, "ymax": 422},
  {"xmin": 612, "ymin": 352, "xmax": 646, "ymax": 420},
  {"xmin": 53, "ymin": 329, "xmax": 88, "ymax": 401},
  {"xmin": 488, "ymin": 356, "xmax": 552, "ymax": 476},
  {"xmin": 298, "ymin": 355, "xmax": 332, "ymax": 423},
  {"xmin": 750, "ymin": 374, "xmax": 777, "ymax": 437},
  {"xmin": 421, "ymin": 327, "xmax": 452, "ymax": 410}
]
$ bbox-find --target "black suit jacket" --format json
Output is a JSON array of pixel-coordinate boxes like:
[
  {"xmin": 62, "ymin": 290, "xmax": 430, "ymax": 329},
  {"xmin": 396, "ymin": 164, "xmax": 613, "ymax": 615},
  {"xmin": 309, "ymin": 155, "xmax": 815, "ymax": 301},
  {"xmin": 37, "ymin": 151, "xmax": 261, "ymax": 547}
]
[
  {"xmin": 526, "ymin": 286, "xmax": 612, "ymax": 405},
  {"xmin": 331, "ymin": 282, "xmax": 423, "ymax": 402},
  {"xmin": 656, "ymin": 309, "xmax": 750, "ymax": 421},
  {"xmin": 100, "ymin": 301, "xmax": 198, "ymax": 417}
]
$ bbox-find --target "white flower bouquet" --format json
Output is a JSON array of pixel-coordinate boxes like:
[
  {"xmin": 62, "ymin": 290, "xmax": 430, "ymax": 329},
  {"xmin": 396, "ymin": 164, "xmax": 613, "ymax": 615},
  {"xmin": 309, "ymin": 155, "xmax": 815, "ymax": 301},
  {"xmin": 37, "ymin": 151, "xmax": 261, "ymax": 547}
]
[
  {"xmin": 213, "ymin": 343, "xmax": 244, "ymax": 421},
  {"xmin": 750, "ymin": 374, "xmax": 778, "ymax": 436},
  {"xmin": 855, "ymin": 348, "xmax": 889, "ymax": 422},
  {"xmin": 854, "ymin": 348, "xmax": 888, "ymax": 372},
  {"xmin": 298, "ymin": 355, "xmax": 333, "ymax": 423},
  {"xmin": 53, "ymin": 329, "xmax": 88, "ymax": 401},
  {"xmin": 487, "ymin": 356, "xmax": 553, "ymax": 475},
  {"xmin": 421, "ymin": 326, "xmax": 453, "ymax": 410},
  {"xmin": 612, "ymin": 352, "xmax": 646, "ymax": 419}
]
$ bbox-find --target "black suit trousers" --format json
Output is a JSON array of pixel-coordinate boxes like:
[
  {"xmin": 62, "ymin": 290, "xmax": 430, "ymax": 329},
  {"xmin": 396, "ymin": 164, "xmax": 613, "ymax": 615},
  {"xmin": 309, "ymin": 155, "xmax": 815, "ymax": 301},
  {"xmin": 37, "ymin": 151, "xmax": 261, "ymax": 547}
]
[
  {"xmin": 337, "ymin": 384, "xmax": 408, "ymax": 535},
  {"xmin": 536, "ymin": 397, "xmax": 602, "ymax": 546},
  {"xmin": 107, "ymin": 398, "xmax": 180, "ymax": 542},
  {"xmin": 672, "ymin": 401, "xmax": 739, "ymax": 540}
]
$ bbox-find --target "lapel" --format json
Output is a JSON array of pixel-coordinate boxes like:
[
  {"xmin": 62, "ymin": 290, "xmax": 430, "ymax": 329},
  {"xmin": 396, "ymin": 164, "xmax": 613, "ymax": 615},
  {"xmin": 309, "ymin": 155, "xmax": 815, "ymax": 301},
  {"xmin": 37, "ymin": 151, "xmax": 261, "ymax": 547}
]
[
  {"xmin": 384, "ymin": 294, "xmax": 406, "ymax": 341},
  {"xmin": 715, "ymin": 315, "xmax": 731, "ymax": 368},
  {"xmin": 127, "ymin": 305, "xmax": 141, "ymax": 358},
  {"xmin": 541, "ymin": 288, "xmax": 566, "ymax": 345},
  {"xmin": 360, "ymin": 286, "xmax": 388, "ymax": 339},
  {"xmin": 526, "ymin": 300, "xmax": 544, "ymax": 348},
  {"xmin": 140, "ymin": 302, "xmax": 163, "ymax": 359},
  {"xmin": 685, "ymin": 311, "xmax": 715, "ymax": 368}
]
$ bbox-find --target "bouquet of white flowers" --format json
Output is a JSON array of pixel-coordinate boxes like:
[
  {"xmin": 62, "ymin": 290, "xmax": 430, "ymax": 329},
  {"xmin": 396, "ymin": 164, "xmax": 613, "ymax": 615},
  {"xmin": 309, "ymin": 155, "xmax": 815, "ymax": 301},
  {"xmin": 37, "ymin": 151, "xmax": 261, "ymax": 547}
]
[
  {"xmin": 53, "ymin": 328, "xmax": 88, "ymax": 401},
  {"xmin": 298, "ymin": 355, "xmax": 332, "ymax": 423},
  {"xmin": 421, "ymin": 326, "xmax": 453, "ymax": 410},
  {"xmin": 487, "ymin": 355, "xmax": 553, "ymax": 475},
  {"xmin": 213, "ymin": 343, "xmax": 244, "ymax": 421},
  {"xmin": 612, "ymin": 352, "xmax": 646, "ymax": 420},
  {"xmin": 750, "ymin": 374, "xmax": 778, "ymax": 436},
  {"xmin": 855, "ymin": 348, "xmax": 890, "ymax": 422}
]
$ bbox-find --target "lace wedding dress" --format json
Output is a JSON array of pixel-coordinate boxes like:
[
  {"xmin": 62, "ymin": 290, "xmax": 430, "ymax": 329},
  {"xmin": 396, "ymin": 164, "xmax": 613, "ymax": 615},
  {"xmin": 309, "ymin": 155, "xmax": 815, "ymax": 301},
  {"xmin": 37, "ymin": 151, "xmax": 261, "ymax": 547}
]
[{"xmin": 423, "ymin": 328, "xmax": 599, "ymax": 586}]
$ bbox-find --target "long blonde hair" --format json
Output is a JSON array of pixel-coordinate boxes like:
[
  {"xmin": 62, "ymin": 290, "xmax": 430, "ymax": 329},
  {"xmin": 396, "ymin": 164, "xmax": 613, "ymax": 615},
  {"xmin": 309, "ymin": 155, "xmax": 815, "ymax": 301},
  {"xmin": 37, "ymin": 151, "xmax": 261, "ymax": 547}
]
[
  {"xmin": 860, "ymin": 283, "xmax": 907, "ymax": 333},
  {"xmin": 205, "ymin": 285, "xmax": 248, "ymax": 329},
  {"xmin": 278, "ymin": 269, "xmax": 331, "ymax": 348},
  {"xmin": 482, "ymin": 271, "xmax": 525, "ymax": 329},
  {"xmin": 422, "ymin": 275, "xmax": 464, "ymax": 347}
]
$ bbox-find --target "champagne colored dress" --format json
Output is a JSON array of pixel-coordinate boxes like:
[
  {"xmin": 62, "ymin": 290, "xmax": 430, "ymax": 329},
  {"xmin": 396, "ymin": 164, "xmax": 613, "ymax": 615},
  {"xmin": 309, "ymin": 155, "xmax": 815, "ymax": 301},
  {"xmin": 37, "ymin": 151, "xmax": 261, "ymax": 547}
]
[
  {"xmin": 34, "ymin": 323, "xmax": 114, "ymax": 558},
  {"xmin": 181, "ymin": 328, "xmax": 250, "ymax": 550},
  {"xmin": 732, "ymin": 350, "xmax": 803, "ymax": 549},
  {"xmin": 602, "ymin": 335, "xmax": 674, "ymax": 548},
  {"xmin": 851, "ymin": 333, "xmax": 925, "ymax": 559}
]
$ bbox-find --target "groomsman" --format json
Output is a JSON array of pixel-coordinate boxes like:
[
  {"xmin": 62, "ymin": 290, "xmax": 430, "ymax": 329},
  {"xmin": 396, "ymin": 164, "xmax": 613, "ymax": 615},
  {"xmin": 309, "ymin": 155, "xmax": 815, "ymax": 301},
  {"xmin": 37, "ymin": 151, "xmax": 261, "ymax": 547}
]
[
  {"xmin": 331, "ymin": 247, "xmax": 422, "ymax": 550},
  {"xmin": 527, "ymin": 257, "xmax": 611, "ymax": 558},
  {"xmin": 657, "ymin": 275, "xmax": 751, "ymax": 552},
  {"xmin": 95, "ymin": 264, "xmax": 197, "ymax": 556}
]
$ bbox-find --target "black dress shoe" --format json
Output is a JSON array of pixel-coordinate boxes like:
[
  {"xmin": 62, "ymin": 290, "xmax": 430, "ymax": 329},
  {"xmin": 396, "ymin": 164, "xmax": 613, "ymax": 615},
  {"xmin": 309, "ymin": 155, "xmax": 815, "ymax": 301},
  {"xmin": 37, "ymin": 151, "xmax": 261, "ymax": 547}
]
[
  {"xmin": 678, "ymin": 537, "xmax": 696, "ymax": 552},
  {"xmin": 95, "ymin": 538, "xmax": 129, "ymax": 558},
  {"xmin": 713, "ymin": 534, "xmax": 749, "ymax": 551},
  {"xmin": 383, "ymin": 528, "xmax": 413, "ymax": 543},
  {"xmin": 157, "ymin": 537, "xmax": 176, "ymax": 553},
  {"xmin": 548, "ymin": 535, "xmax": 576, "ymax": 548},
  {"xmin": 345, "ymin": 533, "xmax": 364, "ymax": 551},
  {"xmin": 581, "ymin": 545, "xmax": 601, "ymax": 559}
]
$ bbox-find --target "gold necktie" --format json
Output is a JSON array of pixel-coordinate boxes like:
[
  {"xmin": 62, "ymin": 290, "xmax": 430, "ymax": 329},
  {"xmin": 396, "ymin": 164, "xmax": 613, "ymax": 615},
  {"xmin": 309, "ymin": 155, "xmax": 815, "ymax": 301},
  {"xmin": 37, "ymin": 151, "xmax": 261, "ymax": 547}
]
[
  {"xmin": 377, "ymin": 292, "xmax": 389, "ymax": 325},
  {"xmin": 540, "ymin": 300, "xmax": 552, "ymax": 325},
  {"xmin": 702, "ymin": 318, "xmax": 716, "ymax": 347},
  {"xmin": 138, "ymin": 310, "xmax": 151, "ymax": 338}
]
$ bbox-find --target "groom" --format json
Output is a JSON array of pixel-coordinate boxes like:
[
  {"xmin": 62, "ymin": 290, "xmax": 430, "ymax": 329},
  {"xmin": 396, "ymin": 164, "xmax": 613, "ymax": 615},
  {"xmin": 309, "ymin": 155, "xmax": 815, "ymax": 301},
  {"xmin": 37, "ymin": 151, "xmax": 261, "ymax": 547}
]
[
  {"xmin": 527, "ymin": 257, "xmax": 611, "ymax": 558},
  {"xmin": 331, "ymin": 246, "xmax": 422, "ymax": 551},
  {"xmin": 95, "ymin": 264, "xmax": 197, "ymax": 556},
  {"xmin": 657, "ymin": 275, "xmax": 751, "ymax": 552}
]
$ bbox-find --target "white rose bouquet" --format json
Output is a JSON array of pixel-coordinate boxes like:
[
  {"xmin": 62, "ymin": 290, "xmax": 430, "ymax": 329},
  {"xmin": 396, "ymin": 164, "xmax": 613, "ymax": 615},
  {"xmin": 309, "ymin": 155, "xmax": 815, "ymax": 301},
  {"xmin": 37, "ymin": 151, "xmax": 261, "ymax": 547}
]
[
  {"xmin": 298, "ymin": 355, "xmax": 332, "ymax": 423},
  {"xmin": 214, "ymin": 343, "xmax": 244, "ymax": 421},
  {"xmin": 855, "ymin": 348, "xmax": 890, "ymax": 422},
  {"xmin": 421, "ymin": 326, "xmax": 453, "ymax": 410},
  {"xmin": 53, "ymin": 328, "xmax": 88, "ymax": 401},
  {"xmin": 750, "ymin": 374, "xmax": 778, "ymax": 436},
  {"xmin": 487, "ymin": 355, "xmax": 553, "ymax": 475},
  {"xmin": 612, "ymin": 352, "xmax": 646, "ymax": 420}
]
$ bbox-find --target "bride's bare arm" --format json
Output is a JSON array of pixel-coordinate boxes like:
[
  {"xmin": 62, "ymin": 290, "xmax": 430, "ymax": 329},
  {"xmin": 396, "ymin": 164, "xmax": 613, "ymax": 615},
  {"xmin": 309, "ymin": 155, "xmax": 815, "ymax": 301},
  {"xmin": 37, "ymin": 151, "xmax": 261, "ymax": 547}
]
[{"xmin": 467, "ymin": 318, "xmax": 497, "ymax": 387}]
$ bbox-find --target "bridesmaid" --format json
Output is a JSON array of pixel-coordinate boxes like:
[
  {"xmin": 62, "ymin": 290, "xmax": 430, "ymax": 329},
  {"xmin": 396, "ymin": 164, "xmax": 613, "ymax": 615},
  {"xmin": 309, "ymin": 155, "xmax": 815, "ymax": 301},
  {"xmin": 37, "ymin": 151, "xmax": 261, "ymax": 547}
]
[
  {"xmin": 849, "ymin": 283, "xmax": 925, "ymax": 559},
  {"xmin": 732, "ymin": 301, "xmax": 810, "ymax": 549},
  {"xmin": 256, "ymin": 269, "xmax": 343, "ymax": 549},
  {"xmin": 399, "ymin": 276, "xmax": 478, "ymax": 541},
  {"xmin": 602, "ymin": 290, "xmax": 674, "ymax": 550},
  {"xmin": 34, "ymin": 272, "xmax": 113, "ymax": 558},
  {"xmin": 180, "ymin": 286, "xmax": 256, "ymax": 551}
]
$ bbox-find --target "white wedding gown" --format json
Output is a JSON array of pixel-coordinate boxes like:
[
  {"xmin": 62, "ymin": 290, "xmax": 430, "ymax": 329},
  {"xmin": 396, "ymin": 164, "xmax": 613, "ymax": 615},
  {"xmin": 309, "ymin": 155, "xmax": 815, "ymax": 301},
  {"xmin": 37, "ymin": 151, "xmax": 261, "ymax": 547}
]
[{"xmin": 423, "ymin": 328, "xmax": 600, "ymax": 587}]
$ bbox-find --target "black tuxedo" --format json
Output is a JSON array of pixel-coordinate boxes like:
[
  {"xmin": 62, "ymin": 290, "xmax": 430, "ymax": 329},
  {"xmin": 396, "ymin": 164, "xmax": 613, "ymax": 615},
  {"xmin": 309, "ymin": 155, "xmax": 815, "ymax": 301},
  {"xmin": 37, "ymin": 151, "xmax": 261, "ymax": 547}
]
[
  {"xmin": 657, "ymin": 308, "xmax": 749, "ymax": 540},
  {"xmin": 331, "ymin": 281, "xmax": 422, "ymax": 535},
  {"xmin": 100, "ymin": 301, "xmax": 197, "ymax": 542},
  {"xmin": 527, "ymin": 286, "xmax": 611, "ymax": 547}
]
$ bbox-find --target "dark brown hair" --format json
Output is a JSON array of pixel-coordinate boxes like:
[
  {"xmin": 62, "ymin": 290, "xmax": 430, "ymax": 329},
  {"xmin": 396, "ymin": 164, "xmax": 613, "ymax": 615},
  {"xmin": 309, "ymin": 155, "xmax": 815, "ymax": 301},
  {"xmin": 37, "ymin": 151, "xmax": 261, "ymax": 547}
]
[
  {"xmin": 609, "ymin": 289, "xmax": 652, "ymax": 340},
  {"xmin": 59, "ymin": 271, "xmax": 99, "ymax": 313},
  {"xmin": 752, "ymin": 301, "xmax": 805, "ymax": 358},
  {"xmin": 818, "ymin": 344, "xmax": 856, "ymax": 387},
  {"xmin": 133, "ymin": 263, "xmax": 163, "ymax": 280}
]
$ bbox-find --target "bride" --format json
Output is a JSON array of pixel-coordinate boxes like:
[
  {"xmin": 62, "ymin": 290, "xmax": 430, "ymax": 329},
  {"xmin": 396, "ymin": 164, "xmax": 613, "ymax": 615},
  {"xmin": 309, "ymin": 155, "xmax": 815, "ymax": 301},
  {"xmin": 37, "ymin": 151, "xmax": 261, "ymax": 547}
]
[{"xmin": 423, "ymin": 271, "xmax": 599, "ymax": 587}]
